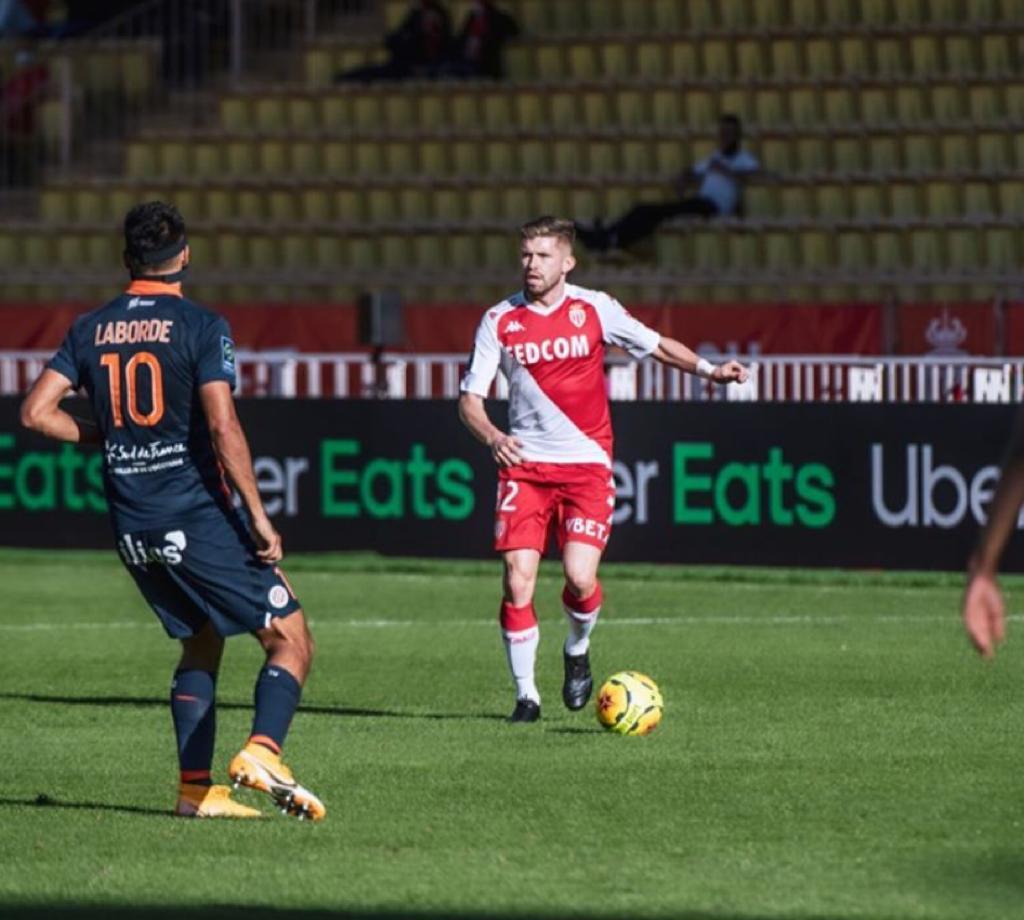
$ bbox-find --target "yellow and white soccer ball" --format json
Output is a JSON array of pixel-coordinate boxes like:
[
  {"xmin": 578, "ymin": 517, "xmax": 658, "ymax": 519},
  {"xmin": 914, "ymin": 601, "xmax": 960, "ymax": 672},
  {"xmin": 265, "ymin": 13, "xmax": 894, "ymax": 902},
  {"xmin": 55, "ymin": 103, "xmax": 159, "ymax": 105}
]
[{"xmin": 595, "ymin": 671, "xmax": 663, "ymax": 736}]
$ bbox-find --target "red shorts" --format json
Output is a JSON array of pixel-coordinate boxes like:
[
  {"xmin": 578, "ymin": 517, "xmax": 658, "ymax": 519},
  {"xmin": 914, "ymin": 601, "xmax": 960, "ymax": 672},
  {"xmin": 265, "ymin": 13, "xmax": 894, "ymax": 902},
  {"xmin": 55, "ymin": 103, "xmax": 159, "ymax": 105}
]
[{"xmin": 494, "ymin": 462, "xmax": 615, "ymax": 555}]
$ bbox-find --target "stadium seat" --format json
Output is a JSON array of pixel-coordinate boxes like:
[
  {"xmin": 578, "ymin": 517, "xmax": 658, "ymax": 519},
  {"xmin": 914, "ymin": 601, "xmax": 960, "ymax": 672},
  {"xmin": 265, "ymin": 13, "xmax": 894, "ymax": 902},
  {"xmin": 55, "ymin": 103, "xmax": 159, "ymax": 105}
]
[
  {"xmin": 874, "ymin": 39, "xmax": 904, "ymax": 78},
  {"xmin": 587, "ymin": 140, "xmax": 617, "ymax": 176},
  {"xmin": 770, "ymin": 40, "xmax": 801, "ymax": 80},
  {"xmin": 895, "ymin": 87, "xmax": 927, "ymax": 125},
  {"xmin": 947, "ymin": 229, "xmax": 981, "ymax": 272},
  {"xmin": 486, "ymin": 141, "xmax": 516, "ymax": 177},
  {"xmin": 568, "ymin": 43, "xmax": 599, "ymax": 80},
  {"xmin": 701, "ymin": 41, "xmax": 732, "ymax": 81},
  {"xmin": 692, "ymin": 230, "xmax": 726, "ymax": 273},
  {"xmin": 860, "ymin": 89, "xmax": 892, "ymax": 126},
  {"xmin": 790, "ymin": 0, "xmax": 822, "ymax": 27},
  {"xmin": 636, "ymin": 42, "xmax": 666, "ymax": 79},
  {"xmin": 736, "ymin": 40, "xmax": 765, "ymax": 81},
  {"xmin": 683, "ymin": 90, "xmax": 714, "ymax": 130},
  {"xmin": 925, "ymin": 181, "xmax": 959, "ymax": 219},
  {"xmin": 910, "ymin": 229, "xmax": 943, "ymax": 272},
  {"xmin": 934, "ymin": 84, "xmax": 968, "ymax": 122},
  {"xmin": 869, "ymin": 138, "xmax": 900, "ymax": 173},
  {"xmin": 871, "ymin": 231, "xmax": 904, "ymax": 273},
  {"xmin": 852, "ymin": 186, "xmax": 884, "ymax": 220},
  {"xmin": 861, "ymin": 0, "xmax": 894, "ymax": 26},
  {"xmin": 764, "ymin": 232, "xmax": 796, "ymax": 274},
  {"xmin": 838, "ymin": 37, "xmax": 869, "ymax": 78},
  {"xmin": 321, "ymin": 96, "xmax": 349, "ymax": 131},
  {"xmin": 997, "ymin": 179, "xmax": 1024, "ymax": 217},
  {"xmin": 520, "ymin": 140, "xmax": 548, "ymax": 177},
  {"xmin": 985, "ymin": 227, "xmax": 1018, "ymax": 271},
  {"xmin": 945, "ymin": 36, "xmax": 978, "ymax": 76},
  {"xmin": 653, "ymin": 0, "xmax": 683, "ymax": 29},
  {"xmin": 536, "ymin": 45, "xmax": 564, "ymax": 80},
  {"xmin": 910, "ymin": 36, "xmax": 941, "ymax": 79},
  {"xmin": 754, "ymin": 89, "xmax": 786, "ymax": 127},
  {"xmin": 889, "ymin": 183, "xmax": 922, "ymax": 219},
  {"xmin": 823, "ymin": 88, "xmax": 855, "ymax": 126},
  {"xmin": 238, "ymin": 190, "xmax": 264, "ymax": 221},
  {"xmin": 599, "ymin": 43, "xmax": 630, "ymax": 79},
  {"xmin": 552, "ymin": 140, "xmax": 582, "ymax": 176},
  {"xmin": 482, "ymin": 93, "xmax": 512, "ymax": 130},
  {"xmin": 962, "ymin": 182, "xmax": 994, "ymax": 217},
  {"xmin": 976, "ymin": 133, "xmax": 1009, "ymax": 172},
  {"xmin": 904, "ymin": 134, "xmax": 937, "ymax": 172},
  {"xmin": 833, "ymin": 138, "xmax": 865, "ymax": 173},
  {"xmin": 1007, "ymin": 84, "xmax": 1024, "ymax": 121},
  {"xmin": 806, "ymin": 40, "xmax": 836, "ymax": 80},
  {"xmin": 568, "ymin": 189, "xmax": 599, "ymax": 221},
  {"xmin": 651, "ymin": 89, "xmax": 680, "ymax": 128},
  {"xmin": 760, "ymin": 139, "xmax": 792, "ymax": 173},
  {"xmin": 816, "ymin": 185, "xmax": 850, "ymax": 220},
  {"xmin": 668, "ymin": 40, "xmax": 699, "ymax": 78},
  {"xmin": 501, "ymin": 187, "xmax": 531, "ymax": 221},
  {"xmin": 418, "ymin": 93, "xmax": 447, "ymax": 131},
  {"xmin": 593, "ymin": 91, "xmax": 622, "ymax": 129},
  {"xmin": 789, "ymin": 88, "xmax": 821, "ymax": 128},
  {"xmin": 719, "ymin": 88, "xmax": 752, "ymax": 124}
]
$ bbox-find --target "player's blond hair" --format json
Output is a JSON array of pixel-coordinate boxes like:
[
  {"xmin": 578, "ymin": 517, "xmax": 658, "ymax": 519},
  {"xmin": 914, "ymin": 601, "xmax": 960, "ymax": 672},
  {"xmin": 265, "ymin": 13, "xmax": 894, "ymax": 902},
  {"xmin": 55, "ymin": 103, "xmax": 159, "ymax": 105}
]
[{"xmin": 520, "ymin": 216, "xmax": 576, "ymax": 248}]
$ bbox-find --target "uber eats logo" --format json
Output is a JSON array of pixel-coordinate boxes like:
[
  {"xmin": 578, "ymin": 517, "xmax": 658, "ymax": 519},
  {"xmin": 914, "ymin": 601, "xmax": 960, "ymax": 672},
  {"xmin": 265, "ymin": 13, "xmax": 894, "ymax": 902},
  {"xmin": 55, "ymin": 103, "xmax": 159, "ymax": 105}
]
[
  {"xmin": 321, "ymin": 439, "xmax": 474, "ymax": 520},
  {"xmin": 0, "ymin": 433, "xmax": 107, "ymax": 512},
  {"xmin": 673, "ymin": 442, "xmax": 835, "ymax": 528}
]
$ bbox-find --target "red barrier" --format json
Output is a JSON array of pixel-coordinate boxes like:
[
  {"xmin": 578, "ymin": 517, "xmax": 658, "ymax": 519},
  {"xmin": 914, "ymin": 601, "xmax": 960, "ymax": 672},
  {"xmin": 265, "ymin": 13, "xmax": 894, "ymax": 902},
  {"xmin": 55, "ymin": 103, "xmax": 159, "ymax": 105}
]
[{"xmin": 1, "ymin": 300, "xmax": 1008, "ymax": 356}]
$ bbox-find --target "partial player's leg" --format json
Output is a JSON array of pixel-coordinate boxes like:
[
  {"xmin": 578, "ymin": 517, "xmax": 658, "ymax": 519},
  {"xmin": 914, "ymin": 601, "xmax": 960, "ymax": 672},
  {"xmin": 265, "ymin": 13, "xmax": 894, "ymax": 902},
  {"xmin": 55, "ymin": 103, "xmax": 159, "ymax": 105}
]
[
  {"xmin": 561, "ymin": 541, "xmax": 604, "ymax": 710},
  {"xmin": 501, "ymin": 548, "xmax": 543, "ymax": 722},
  {"xmin": 555, "ymin": 465, "xmax": 616, "ymax": 711},
  {"xmin": 229, "ymin": 608, "xmax": 325, "ymax": 821}
]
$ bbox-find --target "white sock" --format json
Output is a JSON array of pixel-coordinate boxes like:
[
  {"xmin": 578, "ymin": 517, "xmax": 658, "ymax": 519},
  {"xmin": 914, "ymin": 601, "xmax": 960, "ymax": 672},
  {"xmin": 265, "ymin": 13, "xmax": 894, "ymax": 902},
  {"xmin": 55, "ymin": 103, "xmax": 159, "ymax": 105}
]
[
  {"xmin": 503, "ymin": 626, "xmax": 540, "ymax": 703},
  {"xmin": 563, "ymin": 605, "xmax": 600, "ymax": 656}
]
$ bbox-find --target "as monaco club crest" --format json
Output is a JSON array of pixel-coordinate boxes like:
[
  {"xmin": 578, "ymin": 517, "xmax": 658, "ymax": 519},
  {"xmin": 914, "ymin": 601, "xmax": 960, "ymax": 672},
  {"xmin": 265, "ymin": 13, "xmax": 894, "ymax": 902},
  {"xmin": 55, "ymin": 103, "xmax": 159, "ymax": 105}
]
[{"xmin": 569, "ymin": 306, "xmax": 586, "ymax": 329}]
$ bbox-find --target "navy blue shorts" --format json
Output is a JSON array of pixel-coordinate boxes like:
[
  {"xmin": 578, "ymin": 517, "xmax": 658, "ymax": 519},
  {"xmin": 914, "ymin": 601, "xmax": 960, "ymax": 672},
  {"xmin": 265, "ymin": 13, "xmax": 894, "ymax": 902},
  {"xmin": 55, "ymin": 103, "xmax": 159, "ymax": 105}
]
[{"xmin": 115, "ymin": 511, "xmax": 301, "ymax": 639}]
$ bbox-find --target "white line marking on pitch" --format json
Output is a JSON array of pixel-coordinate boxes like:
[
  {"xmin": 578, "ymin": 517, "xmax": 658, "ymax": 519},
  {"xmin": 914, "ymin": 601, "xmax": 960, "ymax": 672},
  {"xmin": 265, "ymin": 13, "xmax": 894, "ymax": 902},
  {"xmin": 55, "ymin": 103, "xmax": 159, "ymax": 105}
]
[{"xmin": 2, "ymin": 615, "xmax": 1022, "ymax": 632}]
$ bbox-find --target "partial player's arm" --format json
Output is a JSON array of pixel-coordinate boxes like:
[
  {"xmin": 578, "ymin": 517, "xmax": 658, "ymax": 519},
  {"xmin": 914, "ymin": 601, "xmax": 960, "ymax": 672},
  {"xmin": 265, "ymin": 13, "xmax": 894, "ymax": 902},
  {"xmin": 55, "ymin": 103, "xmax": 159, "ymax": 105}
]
[
  {"xmin": 962, "ymin": 411, "xmax": 1024, "ymax": 657},
  {"xmin": 20, "ymin": 369, "xmax": 101, "ymax": 444},
  {"xmin": 458, "ymin": 392, "xmax": 522, "ymax": 467},
  {"xmin": 199, "ymin": 381, "xmax": 282, "ymax": 563},
  {"xmin": 652, "ymin": 338, "xmax": 749, "ymax": 385}
]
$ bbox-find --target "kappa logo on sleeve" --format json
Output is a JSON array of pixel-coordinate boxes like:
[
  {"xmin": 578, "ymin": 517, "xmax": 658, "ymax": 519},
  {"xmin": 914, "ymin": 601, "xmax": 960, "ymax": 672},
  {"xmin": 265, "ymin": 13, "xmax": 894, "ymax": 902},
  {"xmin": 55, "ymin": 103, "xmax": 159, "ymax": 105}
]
[{"xmin": 220, "ymin": 336, "xmax": 236, "ymax": 374}]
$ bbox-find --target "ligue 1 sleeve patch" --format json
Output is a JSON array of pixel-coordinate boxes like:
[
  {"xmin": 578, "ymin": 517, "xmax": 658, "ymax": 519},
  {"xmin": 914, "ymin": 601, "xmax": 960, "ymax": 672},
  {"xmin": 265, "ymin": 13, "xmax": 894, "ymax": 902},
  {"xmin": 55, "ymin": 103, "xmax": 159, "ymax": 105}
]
[{"xmin": 220, "ymin": 336, "xmax": 236, "ymax": 374}]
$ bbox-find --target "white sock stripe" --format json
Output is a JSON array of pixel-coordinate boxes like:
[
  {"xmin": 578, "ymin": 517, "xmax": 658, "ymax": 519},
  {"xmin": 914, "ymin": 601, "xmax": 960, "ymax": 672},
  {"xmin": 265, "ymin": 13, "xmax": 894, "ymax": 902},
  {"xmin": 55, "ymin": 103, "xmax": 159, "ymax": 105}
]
[
  {"xmin": 502, "ymin": 626, "xmax": 539, "ymax": 643},
  {"xmin": 563, "ymin": 605, "xmax": 601, "ymax": 622}
]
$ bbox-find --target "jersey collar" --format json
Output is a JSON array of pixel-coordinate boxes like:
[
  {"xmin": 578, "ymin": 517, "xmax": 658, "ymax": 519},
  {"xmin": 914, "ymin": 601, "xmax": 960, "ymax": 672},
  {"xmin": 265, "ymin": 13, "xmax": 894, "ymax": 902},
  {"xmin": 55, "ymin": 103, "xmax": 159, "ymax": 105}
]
[
  {"xmin": 126, "ymin": 279, "xmax": 183, "ymax": 298},
  {"xmin": 522, "ymin": 292, "xmax": 569, "ymax": 317}
]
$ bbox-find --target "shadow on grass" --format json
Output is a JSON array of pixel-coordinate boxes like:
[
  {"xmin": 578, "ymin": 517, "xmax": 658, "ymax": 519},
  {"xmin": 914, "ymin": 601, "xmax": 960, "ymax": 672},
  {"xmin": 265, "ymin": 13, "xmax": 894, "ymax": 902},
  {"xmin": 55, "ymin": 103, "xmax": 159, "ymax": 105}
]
[
  {"xmin": 0, "ymin": 794, "xmax": 170, "ymax": 818},
  {"xmin": 0, "ymin": 906, "xmax": 907, "ymax": 920},
  {"xmin": 0, "ymin": 692, "xmax": 506, "ymax": 722},
  {"xmin": 545, "ymin": 726, "xmax": 603, "ymax": 735}
]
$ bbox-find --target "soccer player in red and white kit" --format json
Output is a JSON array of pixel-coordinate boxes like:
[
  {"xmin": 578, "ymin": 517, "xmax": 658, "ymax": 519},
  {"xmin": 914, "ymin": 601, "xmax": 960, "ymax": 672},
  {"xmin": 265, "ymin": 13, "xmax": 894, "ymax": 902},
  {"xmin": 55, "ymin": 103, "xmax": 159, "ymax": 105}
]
[{"xmin": 458, "ymin": 217, "xmax": 749, "ymax": 722}]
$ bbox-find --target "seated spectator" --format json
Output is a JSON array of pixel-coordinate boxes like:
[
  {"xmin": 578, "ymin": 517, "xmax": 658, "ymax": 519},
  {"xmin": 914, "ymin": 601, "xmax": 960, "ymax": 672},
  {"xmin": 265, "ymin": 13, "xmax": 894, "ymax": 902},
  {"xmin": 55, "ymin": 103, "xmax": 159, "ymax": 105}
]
[
  {"xmin": 0, "ymin": 0, "xmax": 40, "ymax": 37},
  {"xmin": 446, "ymin": 0, "xmax": 519, "ymax": 79},
  {"xmin": 576, "ymin": 114, "xmax": 770, "ymax": 254},
  {"xmin": 1, "ymin": 47, "xmax": 49, "ymax": 184},
  {"xmin": 337, "ymin": 0, "xmax": 452, "ymax": 82}
]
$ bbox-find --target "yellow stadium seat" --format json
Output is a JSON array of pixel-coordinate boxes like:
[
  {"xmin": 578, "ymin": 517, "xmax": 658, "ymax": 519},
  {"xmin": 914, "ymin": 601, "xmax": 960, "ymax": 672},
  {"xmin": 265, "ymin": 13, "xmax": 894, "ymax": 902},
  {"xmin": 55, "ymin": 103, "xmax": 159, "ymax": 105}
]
[
  {"xmin": 910, "ymin": 229, "xmax": 943, "ymax": 272},
  {"xmin": 381, "ymin": 235, "xmax": 411, "ymax": 270},
  {"xmin": 753, "ymin": 0, "xmax": 783, "ymax": 27},
  {"xmin": 977, "ymin": 133, "xmax": 1009, "ymax": 172},
  {"xmin": 963, "ymin": 182, "xmax": 995, "ymax": 217},
  {"xmin": 159, "ymin": 140, "xmax": 189, "ymax": 177},
  {"xmin": 701, "ymin": 41, "xmax": 732, "ymax": 81},
  {"xmin": 237, "ymin": 190, "xmax": 263, "ymax": 221},
  {"xmin": 621, "ymin": 1, "xmax": 652, "ymax": 30},
  {"xmin": 967, "ymin": 85, "xmax": 999, "ymax": 122},
  {"xmin": 548, "ymin": 91, "xmax": 577, "ymax": 128},
  {"xmin": 889, "ymin": 183, "xmax": 921, "ymax": 219},
  {"xmin": 895, "ymin": 0, "xmax": 926, "ymax": 24},
  {"xmin": 790, "ymin": 88, "xmax": 821, "ymax": 127},
  {"xmin": 653, "ymin": 0, "xmax": 683, "ymax": 29},
  {"xmin": 770, "ymin": 40, "xmax": 800, "ymax": 80},
  {"xmin": 790, "ymin": 0, "xmax": 821, "ymax": 26},
  {"xmin": 449, "ymin": 92, "xmax": 477, "ymax": 129},
  {"xmin": 685, "ymin": 0, "xmax": 716, "ymax": 29},
  {"xmin": 823, "ymin": 88, "xmax": 854, "ymax": 126},
  {"xmin": 452, "ymin": 141, "xmax": 482, "ymax": 177},
  {"xmin": 550, "ymin": 0, "xmax": 585, "ymax": 30},
  {"xmin": 220, "ymin": 98, "xmax": 248, "ymax": 131},
  {"xmin": 719, "ymin": 88, "xmax": 752, "ymax": 124},
  {"xmin": 761, "ymin": 139, "xmax": 792, "ymax": 173},
  {"xmin": 637, "ymin": 42, "xmax": 666, "ymax": 79},
  {"xmin": 40, "ymin": 188, "xmax": 71, "ymax": 222},
  {"xmin": 835, "ymin": 138, "xmax": 866, "ymax": 173},
  {"xmin": 806, "ymin": 39, "xmax": 835, "ymax": 80},
  {"xmin": 815, "ymin": 184, "xmax": 849, "ymax": 219},
  {"xmin": 875, "ymin": 39, "xmax": 904, "ymax": 78},
  {"xmin": 621, "ymin": 140, "xmax": 652, "ymax": 175},
  {"xmin": 904, "ymin": 134, "xmax": 937, "ymax": 172},
  {"xmin": 692, "ymin": 230, "xmax": 726, "ymax": 273},
  {"xmin": 764, "ymin": 232, "xmax": 796, "ymax": 274},
  {"xmin": 552, "ymin": 140, "xmax": 582, "ymax": 176},
  {"xmin": 304, "ymin": 49, "xmax": 331, "ymax": 85},
  {"xmin": 602, "ymin": 185, "xmax": 633, "ymax": 217},
  {"xmin": 534, "ymin": 185, "xmax": 567, "ymax": 216},
  {"xmin": 939, "ymin": 134, "xmax": 972, "ymax": 172},
  {"xmin": 933, "ymin": 84, "xmax": 967, "ymax": 122},
  {"xmin": 503, "ymin": 45, "xmax": 531, "ymax": 81},
  {"xmin": 754, "ymin": 89, "xmax": 786, "ymax": 126},
  {"xmin": 585, "ymin": 91, "xmax": 615, "ymax": 128},
  {"xmin": 588, "ymin": 141, "xmax": 617, "ymax": 176},
  {"xmin": 944, "ymin": 37, "xmax": 977, "ymax": 76},
  {"xmin": 1007, "ymin": 84, "xmax": 1024, "ymax": 122},
  {"xmin": 486, "ymin": 140, "xmax": 515, "ymax": 176},
  {"xmin": 652, "ymin": 89, "xmax": 680, "ymax": 127},
  {"xmin": 501, "ymin": 186, "xmax": 531, "ymax": 221},
  {"xmin": 204, "ymin": 189, "xmax": 232, "ymax": 222},
  {"xmin": 255, "ymin": 97, "xmax": 287, "ymax": 133},
  {"xmin": 322, "ymin": 142, "xmax": 351, "ymax": 176},
  {"xmin": 301, "ymin": 187, "xmax": 331, "ymax": 221},
  {"xmin": 720, "ymin": 0, "xmax": 753, "ymax": 28},
  {"xmin": 925, "ymin": 181, "xmax": 959, "ymax": 218},
  {"xmin": 860, "ymin": 88, "xmax": 891, "ymax": 125},
  {"xmin": 996, "ymin": 180, "xmax": 1024, "ymax": 217},
  {"xmin": 600, "ymin": 42, "xmax": 629, "ymax": 79},
  {"xmin": 286, "ymin": 97, "xmax": 316, "ymax": 133},
  {"xmin": 382, "ymin": 141, "xmax": 411, "ymax": 176},
  {"xmin": 432, "ymin": 188, "xmax": 462, "ymax": 221},
  {"xmin": 366, "ymin": 188, "xmax": 395, "ymax": 222},
  {"xmin": 871, "ymin": 231, "xmax": 903, "ymax": 273},
  {"xmin": 728, "ymin": 232, "xmax": 760, "ymax": 276},
  {"xmin": 321, "ymin": 96, "xmax": 349, "ymax": 131},
  {"xmin": 780, "ymin": 187, "xmax": 811, "ymax": 218},
  {"xmin": 482, "ymin": 93, "xmax": 512, "ymax": 130},
  {"xmin": 351, "ymin": 141, "xmax": 379, "ymax": 177},
  {"xmin": 985, "ymin": 228, "xmax": 1017, "ymax": 271},
  {"xmin": 568, "ymin": 189, "xmax": 600, "ymax": 222},
  {"xmin": 418, "ymin": 140, "xmax": 447, "ymax": 177},
  {"xmin": 869, "ymin": 138, "xmax": 900, "ymax": 173},
  {"xmin": 797, "ymin": 138, "xmax": 828, "ymax": 172},
  {"xmin": 838, "ymin": 37, "xmax": 869, "ymax": 78},
  {"xmin": 669, "ymin": 40, "xmax": 699, "ymax": 78},
  {"xmin": 835, "ymin": 231, "xmax": 868, "ymax": 270},
  {"xmin": 189, "ymin": 142, "xmax": 219, "ymax": 178},
  {"xmin": 744, "ymin": 185, "xmax": 778, "ymax": 218},
  {"xmin": 948, "ymin": 230, "xmax": 980, "ymax": 272},
  {"xmin": 418, "ymin": 93, "xmax": 446, "ymax": 131},
  {"xmin": 282, "ymin": 233, "xmax": 313, "ymax": 270},
  {"xmin": 800, "ymin": 230, "xmax": 832, "ymax": 270},
  {"xmin": 1015, "ymin": 135, "xmax": 1024, "ymax": 170},
  {"xmin": 861, "ymin": 0, "xmax": 893, "ymax": 25},
  {"xmin": 909, "ymin": 36, "xmax": 941, "ymax": 78},
  {"xmin": 982, "ymin": 35, "xmax": 1013, "ymax": 76},
  {"xmin": 126, "ymin": 142, "xmax": 156, "ymax": 178},
  {"xmin": 514, "ymin": 91, "xmax": 545, "ymax": 128},
  {"xmin": 851, "ymin": 185, "xmax": 883, "ymax": 219},
  {"xmin": 655, "ymin": 140, "xmax": 687, "ymax": 175},
  {"xmin": 683, "ymin": 90, "xmax": 714, "ymax": 130},
  {"xmin": 736, "ymin": 40, "xmax": 765, "ymax": 80},
  {"xmin": 895, "ymin": 87, "xmax": 926, "ymax": 125},
  {"xmin": 535, "ymin": 45, "xmax": 564, "ymax": 80},
  {"xmin": 587, "ymin": 0, "xmax": 617, "ymax": 31},
  {"xmin": 520, "ymin": 140, "xmax": 548, "ymax": 177},
  {"xmin": 568, "ymin": 43, "xmax": 599, "ymax": 80}
]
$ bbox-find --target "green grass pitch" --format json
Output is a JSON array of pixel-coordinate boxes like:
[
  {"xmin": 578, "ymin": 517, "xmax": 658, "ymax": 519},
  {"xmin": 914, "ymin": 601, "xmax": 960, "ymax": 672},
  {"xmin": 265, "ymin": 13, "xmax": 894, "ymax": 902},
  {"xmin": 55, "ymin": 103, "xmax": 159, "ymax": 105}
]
[{"xmin": 1, "ymin": 549, "xmax": 1022, "ymax": 920}]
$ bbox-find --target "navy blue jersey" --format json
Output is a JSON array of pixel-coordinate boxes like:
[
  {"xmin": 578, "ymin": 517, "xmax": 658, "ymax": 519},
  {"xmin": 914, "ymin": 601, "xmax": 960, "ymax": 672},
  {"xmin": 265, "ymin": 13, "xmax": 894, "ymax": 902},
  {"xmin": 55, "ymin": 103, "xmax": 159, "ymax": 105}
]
[{"xmin": 47, "ymin": 282, "xmax": 237, "ymax": 532}]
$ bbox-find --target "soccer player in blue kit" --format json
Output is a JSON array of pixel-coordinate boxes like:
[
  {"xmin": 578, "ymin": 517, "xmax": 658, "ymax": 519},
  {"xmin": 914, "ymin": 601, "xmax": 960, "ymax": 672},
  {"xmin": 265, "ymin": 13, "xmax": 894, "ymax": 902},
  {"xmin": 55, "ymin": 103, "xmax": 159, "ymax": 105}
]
[{"xmin": 20, "ymin": 202, "xmax": 325, "ymax": 820}]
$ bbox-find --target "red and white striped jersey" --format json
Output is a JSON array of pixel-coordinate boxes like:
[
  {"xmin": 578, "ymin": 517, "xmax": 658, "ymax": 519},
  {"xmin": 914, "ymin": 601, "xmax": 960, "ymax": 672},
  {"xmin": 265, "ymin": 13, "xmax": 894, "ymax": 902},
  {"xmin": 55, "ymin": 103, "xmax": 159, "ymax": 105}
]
[{"xmin": 460, "ymin": 283, "xmax": 661, "ymax": 466}]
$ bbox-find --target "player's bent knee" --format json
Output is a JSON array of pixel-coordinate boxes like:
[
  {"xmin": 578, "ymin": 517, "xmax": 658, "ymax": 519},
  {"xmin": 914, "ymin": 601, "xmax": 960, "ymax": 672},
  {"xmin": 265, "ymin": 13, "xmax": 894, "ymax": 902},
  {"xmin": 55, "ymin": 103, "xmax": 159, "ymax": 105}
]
[{"xmin": 563, "ymin": 569, "xmax": 598, "ymax": 601}]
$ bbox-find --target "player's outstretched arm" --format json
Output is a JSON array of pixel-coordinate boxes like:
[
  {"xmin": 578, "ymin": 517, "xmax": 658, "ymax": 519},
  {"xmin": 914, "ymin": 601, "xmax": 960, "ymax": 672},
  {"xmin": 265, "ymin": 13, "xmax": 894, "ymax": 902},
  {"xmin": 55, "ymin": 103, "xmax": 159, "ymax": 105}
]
[
  {"xmin": 458, "ymin": 392, "xmax": 522, "ymax": 468},
  {"xmin": 20, "ymin": 369, "xmax": 100, "ymax": 444},
  {"xmin": 963, "ymin": 411, "xmax": 1024, "ymax": 658},
  {"xmin": 199, "ymin": 381, "xmax": 282, "ymax": 563},
  {"xmin": 652, "ymin": 338, "xmax": 749, "ymax": 385}
]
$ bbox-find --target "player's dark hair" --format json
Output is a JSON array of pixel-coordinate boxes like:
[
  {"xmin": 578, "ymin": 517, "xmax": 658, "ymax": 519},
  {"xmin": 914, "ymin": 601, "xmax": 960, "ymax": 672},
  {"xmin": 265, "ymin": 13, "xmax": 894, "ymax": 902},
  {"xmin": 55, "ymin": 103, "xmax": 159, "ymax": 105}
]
[
  {"xmin": 520, "ymin": 216, "xmax": 576, "ymax": 247},
  {"xmin": 720, "ymin": 113, "xmax": 742, "ymax": 130},
  {"xmin": 123, "ymin": 201, "xmax": 187, "ymax": 275}
]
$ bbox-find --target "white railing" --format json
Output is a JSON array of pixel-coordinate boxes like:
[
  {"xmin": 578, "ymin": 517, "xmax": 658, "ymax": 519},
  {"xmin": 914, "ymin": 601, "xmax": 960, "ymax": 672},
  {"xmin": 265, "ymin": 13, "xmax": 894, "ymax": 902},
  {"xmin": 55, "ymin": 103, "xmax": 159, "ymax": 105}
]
[{"xmin": 3, "ymin": 351, "xmax": 1024, "ymax": 403}]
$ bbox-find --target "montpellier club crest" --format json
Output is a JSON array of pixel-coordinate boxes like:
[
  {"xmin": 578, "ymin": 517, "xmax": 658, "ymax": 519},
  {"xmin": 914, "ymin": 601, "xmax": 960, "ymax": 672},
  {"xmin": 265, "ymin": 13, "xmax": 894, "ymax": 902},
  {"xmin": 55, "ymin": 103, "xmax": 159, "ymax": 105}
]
[{"xmin": 569, "ymin": 306, "xmax": 586, "ymax": 329}]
